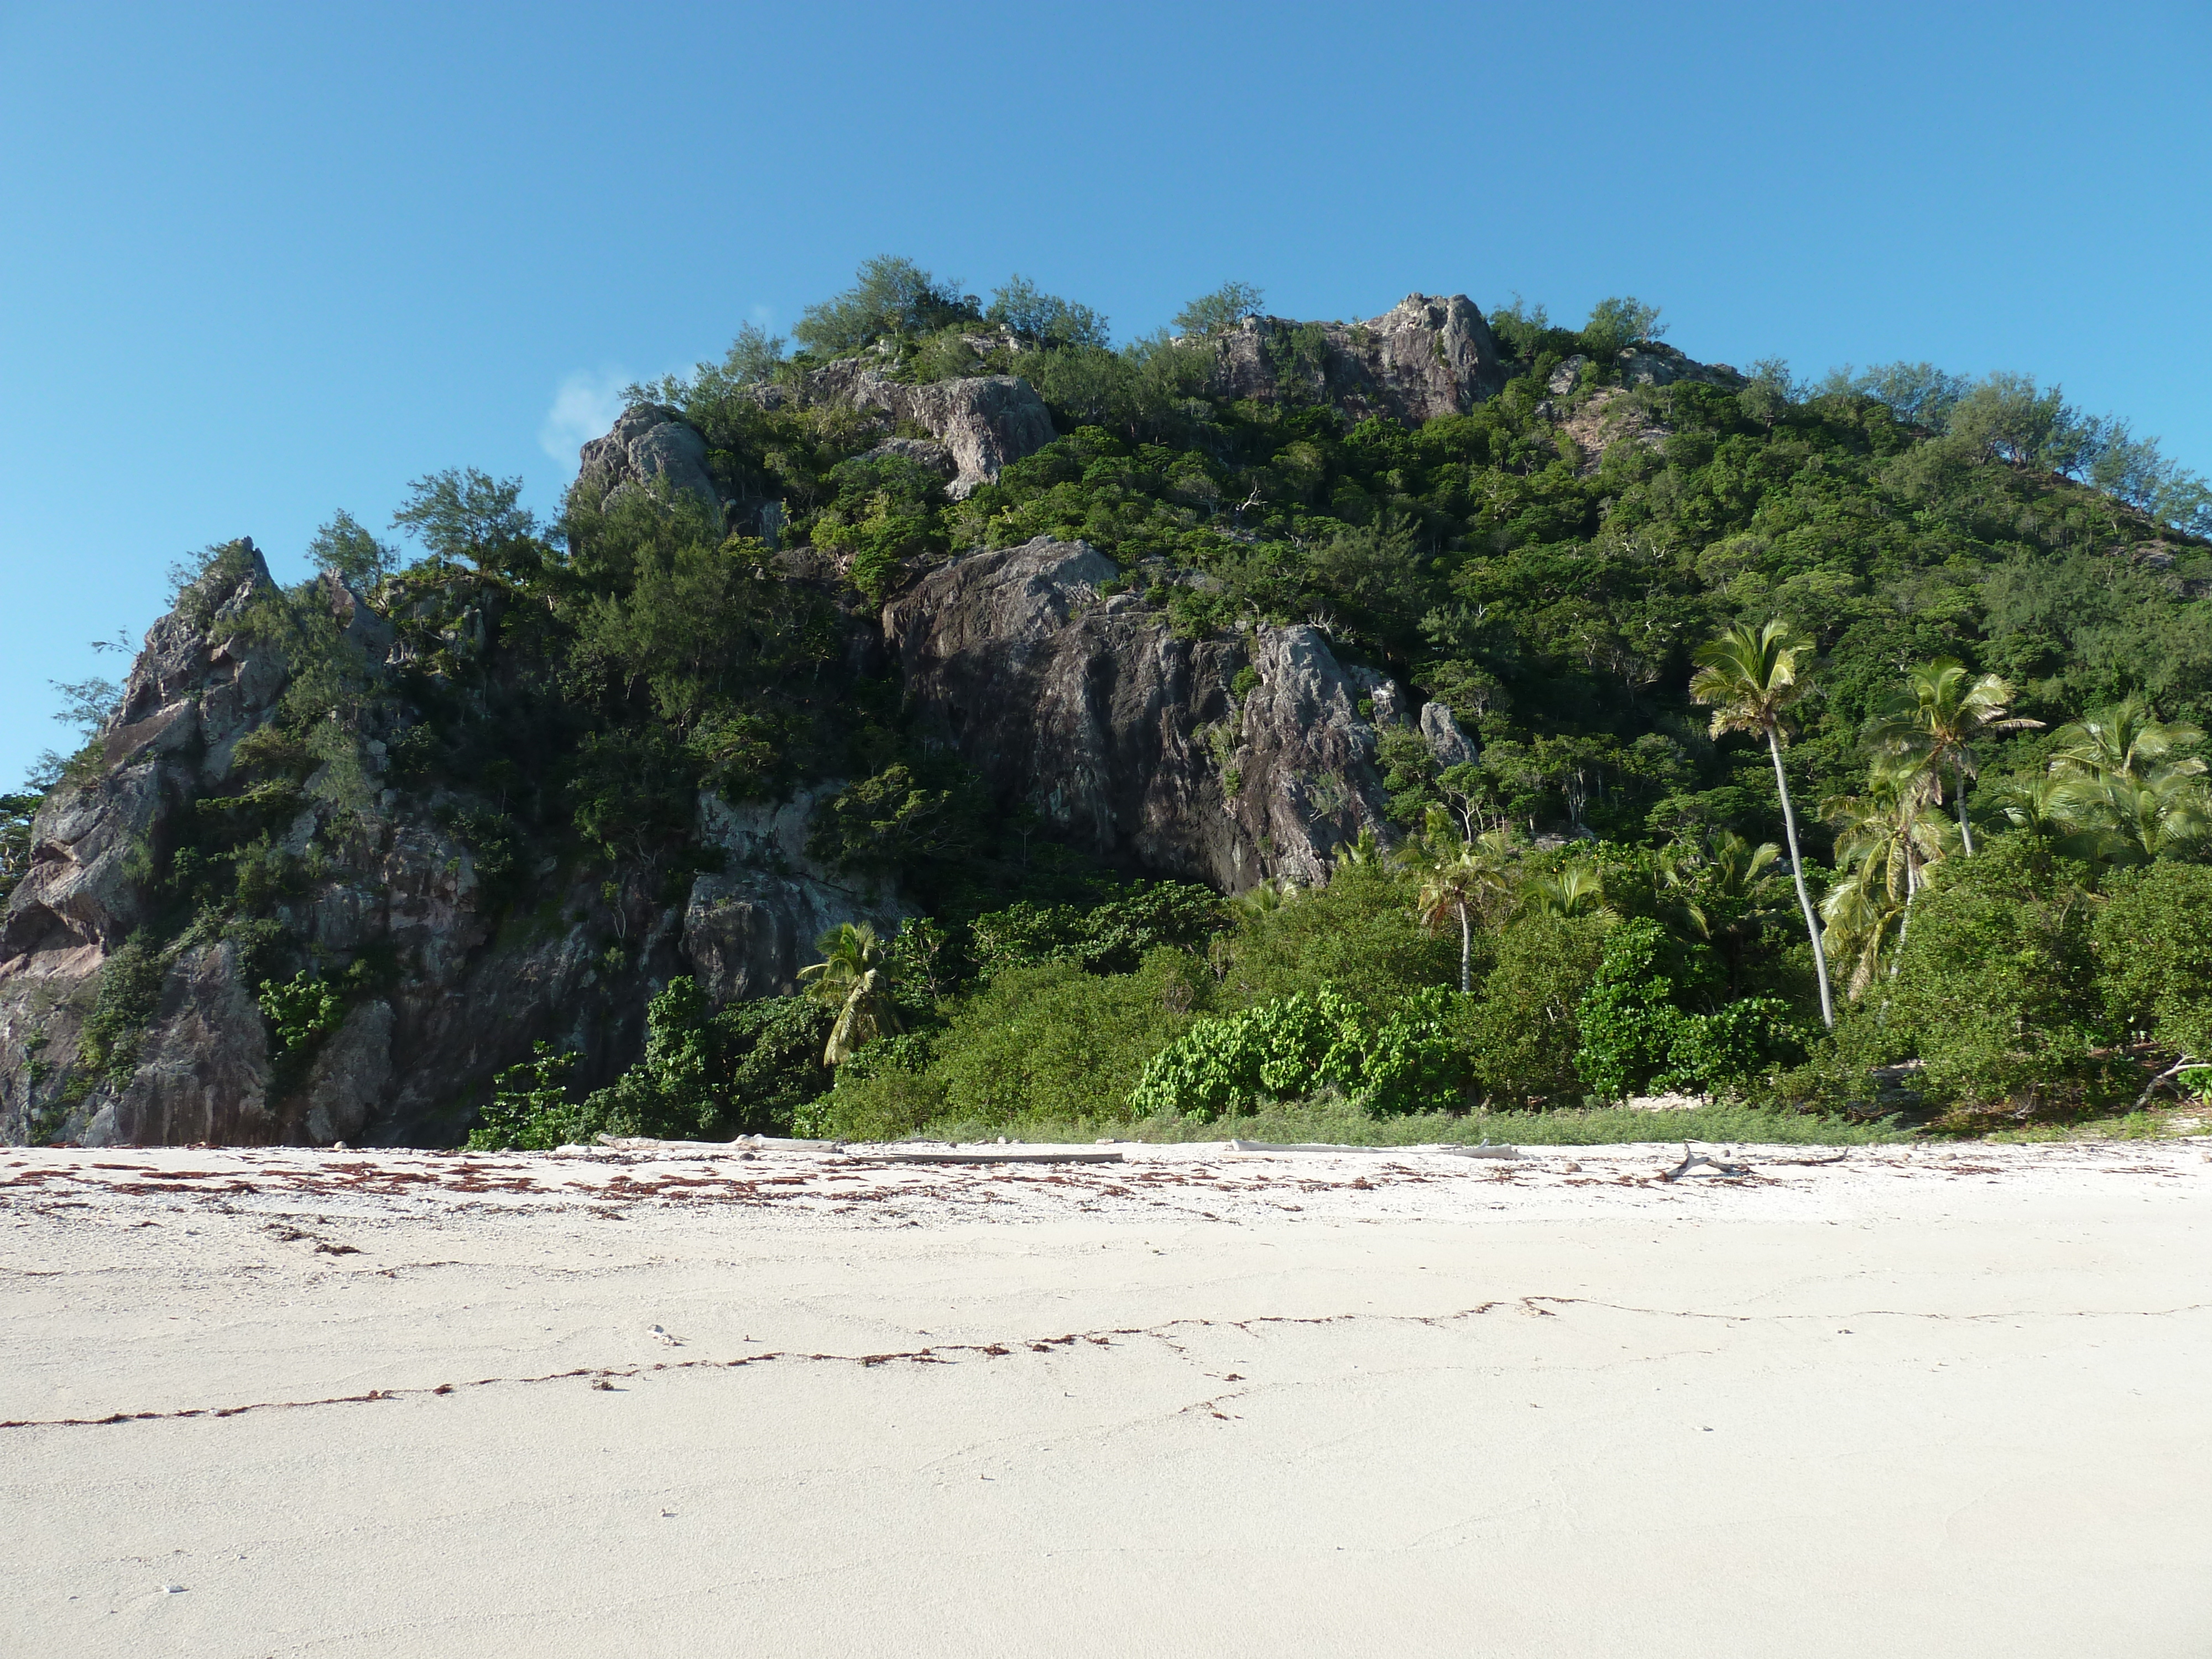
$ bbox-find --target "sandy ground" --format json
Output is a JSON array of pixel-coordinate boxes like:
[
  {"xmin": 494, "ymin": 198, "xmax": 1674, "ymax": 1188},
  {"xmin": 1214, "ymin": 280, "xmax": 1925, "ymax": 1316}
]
[{"xmin": 2, "ymin": 1136, "xmax": 2208, "ymax": 1659}]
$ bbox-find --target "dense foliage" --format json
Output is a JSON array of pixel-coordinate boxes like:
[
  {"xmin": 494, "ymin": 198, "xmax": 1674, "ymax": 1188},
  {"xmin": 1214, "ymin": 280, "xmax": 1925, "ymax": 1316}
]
[{"xmin": 35, "ymin": 256, "xmax": 2212, "ymax": 1143}]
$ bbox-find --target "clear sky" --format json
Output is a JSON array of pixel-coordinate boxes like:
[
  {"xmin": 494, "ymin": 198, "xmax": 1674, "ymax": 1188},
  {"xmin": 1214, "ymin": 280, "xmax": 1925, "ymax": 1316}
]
[{"xmin": 3, "ymin": 0, "xmax": 2208, "ymax": 789}]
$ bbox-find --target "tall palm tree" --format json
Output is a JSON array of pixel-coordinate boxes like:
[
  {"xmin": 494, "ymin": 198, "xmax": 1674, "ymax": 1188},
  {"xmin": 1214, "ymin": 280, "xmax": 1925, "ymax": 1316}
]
[
  {"xmin": 798, "ymin": 921, "xmax": 902, "ymax": 1067},
  {"xmin": 1415, "ymin": 830, "xmax": 1514, "ymax": 993},
  {"xmin": 1690, "ymin": 620, "xmax": 1834, "ymax": 1028},
  {"xmin": 2046, "ymin": 696, "xmax": 2205, "ymax": 782},
  {"xmin": 1863, "ymin": 659, "xmax": 2042, "ymax": 855}
]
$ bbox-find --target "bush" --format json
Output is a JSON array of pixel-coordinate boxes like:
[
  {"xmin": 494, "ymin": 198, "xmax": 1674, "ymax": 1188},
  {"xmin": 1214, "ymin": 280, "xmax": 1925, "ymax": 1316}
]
[
  {"xmin": 2095, "ymin": 863, "xmax": 2212, "ymax": 1060},
  {"xmin": 928, "ymin": 950, "xmax": 1209, "ymax": 1124},
  {"xmin": 1573, "ymin": 919, "xmax": 1801, "ymax": 1101},
  {"xmin": 1128, "ymin": 984, "xmax": 1465, "ymax": 1120},
  {"xmin": 1465, "ymin": 912, "xmax": 1610, "ymax": 1106},
  {"xmin": 467, "ymin": 1042, "xmax": 589, "ymax": 1151},
  {"xmin": 1876, "ymin": 837, "xmax": 2116, "ymax": 1110},
  {"xmin": 1218, "ymin": 863, "xmax": 1462, "ymax": 1008}
]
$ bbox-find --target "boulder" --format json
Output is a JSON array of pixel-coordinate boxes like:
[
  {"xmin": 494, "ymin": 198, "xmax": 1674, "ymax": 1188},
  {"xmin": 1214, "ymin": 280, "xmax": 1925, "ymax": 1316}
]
[
  {"xmin": 577, "ymin": 403, "xmax": 726, "ymax": 526},
  {"xmin": 791, "ymin": 362, "xmax": 1055, "ymax": 498}
]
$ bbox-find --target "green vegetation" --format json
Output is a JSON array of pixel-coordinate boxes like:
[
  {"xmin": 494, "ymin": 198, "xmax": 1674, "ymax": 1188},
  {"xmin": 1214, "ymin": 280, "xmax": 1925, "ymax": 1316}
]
[{"xmin": 29, "ymin": 255, "xmax": 2212, "ymax": 1147}]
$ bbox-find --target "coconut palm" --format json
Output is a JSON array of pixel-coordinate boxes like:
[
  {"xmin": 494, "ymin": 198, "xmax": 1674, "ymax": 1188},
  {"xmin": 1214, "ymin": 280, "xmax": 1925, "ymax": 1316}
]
[
  {"xmin": 2052, "ymin": 765, "xmax": 2212, "ymax": 865},
  {"xmin": 1415, "ymin": 830, "xmax": 1515, "ymax": 993},
  {"xmin": 1689, "ymin": 620, "xmax": 1834, "ymax": 1027},
  {"xmin": 798, "ymin": 921, "xmax": 902, "ymax": 1067},
  {"xmin": 2046, "ymin": 696, "xmax": 2205, "ymax": 782},
  {"xmin": 1821, "ymin": 764, "xmax": 1957, "ymax": 995},
  {"xmin": 1862, "ymin": 659, "xmax": 2042, "ymax": 855}
]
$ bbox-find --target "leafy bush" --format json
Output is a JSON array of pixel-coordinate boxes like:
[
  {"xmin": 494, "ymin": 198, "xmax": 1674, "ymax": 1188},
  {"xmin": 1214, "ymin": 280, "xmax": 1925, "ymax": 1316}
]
[
  {"xmin": 2094, "ymin": 862, "xmax": 2212, "ymax": 1060},
  {"xmin": 466, "ymin": 1043, "xmax": 588, "ymax": 1151},
  {"xmin": 1875, "ymin": 838, "xmax": 2116, "ymax": 1111},
  {"xmin": 1464, "ymin": 913, "xmax": 1610, "ymax": 1106},
  {"xmin": 1572, "ymin": 918, "xmax": 1801, "ymax": 1100},
  {"xmin": 1128, "ymin": 984, "xmax": 1464, "ymax": 1120}
]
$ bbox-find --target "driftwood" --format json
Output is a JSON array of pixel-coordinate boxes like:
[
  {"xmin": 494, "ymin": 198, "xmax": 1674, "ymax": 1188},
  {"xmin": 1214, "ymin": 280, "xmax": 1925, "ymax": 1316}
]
[
  {"xmin": 2132, "ymin": 1058, "xmax": 2211, "ymax": 1114},
  {"xmin": 1662, "ymin": 1145, "xmax": 1754, "ymax": 1182}
]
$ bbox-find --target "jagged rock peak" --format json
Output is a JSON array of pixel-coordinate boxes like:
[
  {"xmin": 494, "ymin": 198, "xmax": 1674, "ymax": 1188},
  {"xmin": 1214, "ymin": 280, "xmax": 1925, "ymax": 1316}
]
[
  {"xmin": 1197, "ymin": 293, "xmax": 1509, "ymax": 425},
  {"xmin": 770, "ymin": 360, "xmax": 1056, "ymax": 499},
  {"xmin": 577, "ymin": 403, "xmax": 727, "ymax": 527}
]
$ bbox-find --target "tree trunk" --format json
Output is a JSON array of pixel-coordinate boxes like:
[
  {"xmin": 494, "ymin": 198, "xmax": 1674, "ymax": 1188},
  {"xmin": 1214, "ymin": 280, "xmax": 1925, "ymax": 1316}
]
[
  {"xmin": 1457, "ymin": 900, "xmax": 1472, "ymax": 995},
  {"xmin": 1955, "ymin": 759, "xmax": 1975, "ymax": 855},
  {"xmin": 1768, "ymin": 728, "xmax": 1835, "ymax": 1029}
]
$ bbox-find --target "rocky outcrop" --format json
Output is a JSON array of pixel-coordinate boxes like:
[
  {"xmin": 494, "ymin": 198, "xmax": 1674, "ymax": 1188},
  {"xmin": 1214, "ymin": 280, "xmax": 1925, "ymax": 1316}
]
[
  {"xmin": 1202, "ymin": 294, "xmax": 1509, "ymax": 424},
  {"xmin": 682, "ymin": 787, "xmax": 904, "ymax": 1005},
  {"xmin": 577, "ymin": 403, "xmax": 727, "ymax": 526},
  {"xmin": 1614, "ymin": 343, "xmax": 1743, "ymax": 390},
  {"xmin": 1420, "ymin": 702, "xmax": 1480, "ymax": 769},
  {"xmin": 784, "ymin": 362, "xmax": 1055, "ymax": 498},
  {"xmin": 886, "ymin": 538, "xmax": 1399, "ymax": 890}
]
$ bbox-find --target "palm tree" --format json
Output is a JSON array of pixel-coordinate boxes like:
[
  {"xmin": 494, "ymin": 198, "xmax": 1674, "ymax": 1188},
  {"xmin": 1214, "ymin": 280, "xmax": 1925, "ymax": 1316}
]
[
  {"xmin": 1822, "ymin": 764, "xmax": 1957, "ymax": 995},
  {"xmin": 1516, "ymin": 859, "xmax": 1605, "ymax": 920},
  {"xmin": 1414, "ymin": 830, "xmax": 1514, "ymax": 993},
  {"xmin": 798, "ymin": 921, "xmax": 902, "ymax": 1067},
  {"xmin": 2046, "ymin": 696, "xmax": 2205, "ymax": 782},
  {"xmin": 2053, "ymin": 766, "xmax": 2212, "ymax": 865},
  {"xmin": 1689, "ymin": 620, "xmax": 1834, "ymax": 1028},
  {"xmin": 1863, "ymin": 659, "xmax": 2042, "ymax": 855}
]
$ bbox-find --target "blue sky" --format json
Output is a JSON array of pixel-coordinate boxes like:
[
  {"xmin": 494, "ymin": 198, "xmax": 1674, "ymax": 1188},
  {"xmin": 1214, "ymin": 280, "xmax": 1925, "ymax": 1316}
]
[{"xmin": 3, "ymin": 0, "xmax": 2208, "ymax": 788}]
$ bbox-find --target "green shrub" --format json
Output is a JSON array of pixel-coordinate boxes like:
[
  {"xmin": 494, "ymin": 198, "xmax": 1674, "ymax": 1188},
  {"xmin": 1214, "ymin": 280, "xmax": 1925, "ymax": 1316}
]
[
  {"xmin": 466, "ymin": 1043, "xmax": 589, "ymax": 1151},
  {"xmin": 1465, "ymin": 912, "xmax": 1610, "ymax": 1105},
  {"xmin": 1573, "ymin": 918, "xmax": 1801, "ymax": 1100},
  {"xmin": 927, "ymin": 950, "xmax": 1208, "ymax": 1124},
  {"xmin": 2095, "ymin": 863, "xmax": 2212, "ymax": 1059},
  {"xmin": 1877, "ymin": 837, "xmax": 2116, "ymax": 1110},
  {"xmin": 1128, "ymin": 983, "xmax": 1465, "ymax": 1120}
]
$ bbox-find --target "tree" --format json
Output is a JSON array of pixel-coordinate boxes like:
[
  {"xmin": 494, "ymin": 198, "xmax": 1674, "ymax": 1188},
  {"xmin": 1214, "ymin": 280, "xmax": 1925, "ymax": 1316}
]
[
  {"xmin": 1413, "ymin": 836, "xmax": 1511, "ymax": 993},
  {"xmin": 792, "ymin": 256, "xmax": 979, "ymax": 357},
  {"xmin": 306, "ymin": 510, "xmax": 397, "ymax": 586},
  {"xmin": 1172, "ymin": 281, "xmax": 1264, "ymax": 338},
  {"xmin": 799, "ymin": 922, "xmax": 903, "ymax": 1067},
  {"xmin": 1863, "ymin": 658, "xmax": 2042, "ymax": 854},
  {"xmin": 1689, "ymin": 620, "xmax": 1835, "ymax": 1028},
  {"xmin": 2054, "ymin": 766, "xmax": 2212, "ymax": 864},
  {"xmin": 2046, "ymin": 695, "xmax": 2204, "ymax": 782},
  {"xmin": 1518, "ymin": 859, "xmax": 1605, "ymax": 920},
  {"xmin": 986, "ymin": 276, "xmax": 1110, "ymax": 348},
  {"xmin": 392, "ymin": 468, "xmax": 541, "ymax": 577},
  {"xmin": 1578, "ymin": 296, "xmax": 1665, "ymax": 358},
  {"xmin": 1821, "ymin": 763, "xmax": 1957, "ymax": 997}
]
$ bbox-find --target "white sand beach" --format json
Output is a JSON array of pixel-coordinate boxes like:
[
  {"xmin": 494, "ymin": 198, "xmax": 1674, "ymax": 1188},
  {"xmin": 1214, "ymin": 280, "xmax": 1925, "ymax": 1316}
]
[{"xmin": 3, "ymin": 1137, "xmax": 2208, "ymax": 1658}]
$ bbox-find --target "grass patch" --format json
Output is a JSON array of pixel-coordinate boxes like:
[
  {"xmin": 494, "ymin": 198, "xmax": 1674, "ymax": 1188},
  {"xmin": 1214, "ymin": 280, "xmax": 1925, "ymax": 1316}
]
[{"xmin": 884, "ymin": 1099, "xmax": 1911, "ymax": 1148}]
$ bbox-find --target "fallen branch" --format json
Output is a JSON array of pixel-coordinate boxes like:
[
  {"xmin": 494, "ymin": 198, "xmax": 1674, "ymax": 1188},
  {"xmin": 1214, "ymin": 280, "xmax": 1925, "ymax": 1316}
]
[
  {"xmin": 2132, "ymin": 1057, "xmax": 2210, "ymax": 1114},
  {"xmin": 1662, "ymin": 1145, "xmax": 1753, "ymax": 1183}
]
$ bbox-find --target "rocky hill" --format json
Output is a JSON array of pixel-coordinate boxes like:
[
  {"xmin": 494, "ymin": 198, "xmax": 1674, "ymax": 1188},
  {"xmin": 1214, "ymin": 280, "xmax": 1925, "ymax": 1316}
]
[{"xmin": 4, "ymin": 269, "xmax": 2207, "ymax": 1146}]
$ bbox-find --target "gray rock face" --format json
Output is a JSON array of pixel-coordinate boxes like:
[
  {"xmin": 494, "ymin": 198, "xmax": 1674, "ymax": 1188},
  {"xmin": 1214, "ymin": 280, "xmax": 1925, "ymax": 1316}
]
[
  {"xmin": 791, "ymin": 362, "xmax": 1055, "ymax": 498},
  {"xmin": 1615, "ymin": 344, "xmax": 1743, "ymax": 390},
  {"xmin": 859, "ymin": 436, "xmax": 956, "ymax": 479},
  {"xmin": 577, "ymin": 403, "xmax": 726, "ymax": 526},
  {"xmin": 886, "ymin": 538, "xmax": 1394, "ymax": 890},
  {"xmin": 0, "ymin": 552, "xmax": 690, "ymax": 1150},
  {"xmin": 682, "ymin": 787, "xmax": 904, "ymax": 1005},
  {"xmin": 1203, "ymin": 294, "xmax": 1509, "ymax": 424},
  {"xmin": 1420, "ymin": 702, "xmax": 1481, "ymax": 769},
  {"xmin": 1547, "ymin": 355, "xmax": 1590, "ymax": 395}
]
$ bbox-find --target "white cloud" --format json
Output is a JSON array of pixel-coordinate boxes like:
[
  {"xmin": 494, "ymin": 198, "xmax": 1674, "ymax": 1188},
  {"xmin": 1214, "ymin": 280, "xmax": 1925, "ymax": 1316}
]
[{"xmin": 538, "ymin": 369, "xmax": 630, "ymax": 472}]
